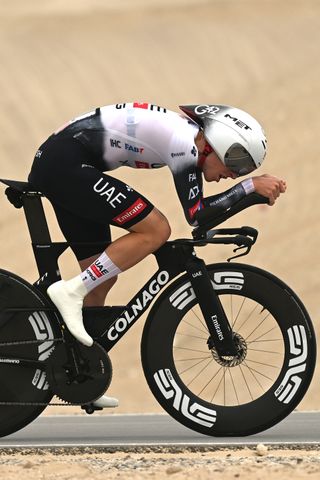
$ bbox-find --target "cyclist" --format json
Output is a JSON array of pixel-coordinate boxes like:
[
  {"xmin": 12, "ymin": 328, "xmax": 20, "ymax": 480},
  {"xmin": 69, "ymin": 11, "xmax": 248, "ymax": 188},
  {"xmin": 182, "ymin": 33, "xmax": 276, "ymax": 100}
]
[{"xmin": 28, "ymin": 102, "xmax": 286, "ymax": 408}]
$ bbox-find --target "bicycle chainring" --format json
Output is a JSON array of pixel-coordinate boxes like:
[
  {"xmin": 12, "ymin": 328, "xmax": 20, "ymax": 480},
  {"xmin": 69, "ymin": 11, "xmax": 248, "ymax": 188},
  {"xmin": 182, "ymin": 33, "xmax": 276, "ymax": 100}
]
[{"xmin": 46, "ymin": 341, "xmax": 112, "ymax": 404}]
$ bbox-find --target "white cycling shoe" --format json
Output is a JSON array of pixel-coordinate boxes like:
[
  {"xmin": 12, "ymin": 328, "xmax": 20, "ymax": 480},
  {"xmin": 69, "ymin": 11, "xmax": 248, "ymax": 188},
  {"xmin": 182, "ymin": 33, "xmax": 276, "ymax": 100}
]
[
  {"xmin": 93, "ymin": 394, "xmax": 119, "ymax": 408},
  {"xmin": 47, "ymin": 278, "xmax": 93, "ymax": 347}
]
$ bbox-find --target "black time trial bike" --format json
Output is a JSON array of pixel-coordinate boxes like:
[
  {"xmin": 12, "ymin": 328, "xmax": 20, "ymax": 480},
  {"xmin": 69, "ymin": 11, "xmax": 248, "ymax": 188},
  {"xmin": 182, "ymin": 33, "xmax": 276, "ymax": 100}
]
[{"xmin": 0, "ymin": 178, "xmax": 316, "ymax": 438}]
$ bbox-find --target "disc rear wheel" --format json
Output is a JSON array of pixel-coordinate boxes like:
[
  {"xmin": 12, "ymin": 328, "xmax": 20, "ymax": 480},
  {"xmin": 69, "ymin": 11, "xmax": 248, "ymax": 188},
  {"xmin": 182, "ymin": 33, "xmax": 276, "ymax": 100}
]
[{"xmin": 0, "ymin": 269, "xmax": 61, "ymax": 437}]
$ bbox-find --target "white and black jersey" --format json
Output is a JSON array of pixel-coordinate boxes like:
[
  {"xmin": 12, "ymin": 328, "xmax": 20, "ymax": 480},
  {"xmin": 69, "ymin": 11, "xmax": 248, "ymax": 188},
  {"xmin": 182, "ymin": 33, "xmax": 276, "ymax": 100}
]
[
  {"xmin": 29, "ymin": 102, "xmax": 249, "ymax": 260},
  {"xmin": 53, "ymin": 102, "xmax": 204, "ymax": 224}
]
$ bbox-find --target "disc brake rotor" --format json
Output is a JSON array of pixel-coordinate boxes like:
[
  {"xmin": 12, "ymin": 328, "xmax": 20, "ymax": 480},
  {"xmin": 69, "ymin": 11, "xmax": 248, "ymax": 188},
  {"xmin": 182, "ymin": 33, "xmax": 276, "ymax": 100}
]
[
  {"xmin": 210, "ymin": 332, "xmax": 248, "ymax": 367},
  {"xmin": 46, "ymin": 341, "xmax": 112, "ymax": 404}
]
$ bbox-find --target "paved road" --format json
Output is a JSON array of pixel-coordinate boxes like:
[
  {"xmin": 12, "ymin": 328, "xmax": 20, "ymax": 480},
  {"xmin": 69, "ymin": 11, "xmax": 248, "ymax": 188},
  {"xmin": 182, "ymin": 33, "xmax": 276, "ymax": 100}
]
[{"xmin": 0, "ymin": 412, "xmax": 319, "ymax": 448}]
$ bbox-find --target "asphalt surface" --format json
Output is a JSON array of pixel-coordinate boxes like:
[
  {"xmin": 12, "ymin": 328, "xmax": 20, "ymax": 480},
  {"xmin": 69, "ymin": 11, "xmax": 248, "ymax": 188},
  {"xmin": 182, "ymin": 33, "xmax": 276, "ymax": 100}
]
[{"xmin": 0, "ymin": 412, "xmax": 319, "ymax": 449}]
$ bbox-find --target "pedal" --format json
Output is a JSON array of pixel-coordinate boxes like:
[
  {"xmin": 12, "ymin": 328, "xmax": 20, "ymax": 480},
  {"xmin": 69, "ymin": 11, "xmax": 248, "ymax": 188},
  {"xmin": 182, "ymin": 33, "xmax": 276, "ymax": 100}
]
[{"xmin": 81, "ymin": 403, "xmax": 103, "ymax": 414}]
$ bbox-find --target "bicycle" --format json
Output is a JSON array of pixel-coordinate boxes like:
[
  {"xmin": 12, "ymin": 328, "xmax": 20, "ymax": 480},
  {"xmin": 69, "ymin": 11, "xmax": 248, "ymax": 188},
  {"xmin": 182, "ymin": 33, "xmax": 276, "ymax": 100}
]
[{"xmin": 0, "ymin": 178, "xmax": 316, "ymax": 438}]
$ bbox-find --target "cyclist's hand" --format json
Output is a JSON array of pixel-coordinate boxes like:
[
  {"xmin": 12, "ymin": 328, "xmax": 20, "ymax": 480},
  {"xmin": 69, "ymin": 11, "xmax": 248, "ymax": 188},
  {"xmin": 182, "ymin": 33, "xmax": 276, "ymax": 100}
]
[{"xmin": 252, "ymin": 174, "xmax": 287, "ymax": 205}]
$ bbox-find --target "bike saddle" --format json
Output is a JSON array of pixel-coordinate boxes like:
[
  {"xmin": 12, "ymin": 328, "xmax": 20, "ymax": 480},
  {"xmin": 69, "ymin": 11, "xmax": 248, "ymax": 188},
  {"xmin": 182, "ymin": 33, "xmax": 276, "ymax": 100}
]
[
  {"xmin": 0, "ymin": 178, "xmax": 32, "ymax": 192},
  {"xmin": 0, "ymin": 179, "xmax": 42, "ymax": 209}
]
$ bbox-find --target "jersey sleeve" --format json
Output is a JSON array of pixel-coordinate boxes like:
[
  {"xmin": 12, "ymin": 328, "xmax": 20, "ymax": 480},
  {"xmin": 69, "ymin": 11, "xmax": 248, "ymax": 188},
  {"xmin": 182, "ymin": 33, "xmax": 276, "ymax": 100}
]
[
  {"xmin": 166, "ymin": 120, "xmax": 204, "ymax": 225},
  {"xmin": 171, "ymin": 164, "xmax": 204, "ymax": 225},
  {"xmin": 202, "ymin": 182, "xmax": 247, "ymax": 210}
]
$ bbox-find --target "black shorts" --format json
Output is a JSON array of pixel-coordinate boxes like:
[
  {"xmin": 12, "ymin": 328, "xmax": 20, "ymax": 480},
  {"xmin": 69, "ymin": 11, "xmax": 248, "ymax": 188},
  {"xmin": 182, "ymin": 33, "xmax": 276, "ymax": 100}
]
[{"xmin": 28, "ymin": 136, "xmax": 154, "ymax": 260}]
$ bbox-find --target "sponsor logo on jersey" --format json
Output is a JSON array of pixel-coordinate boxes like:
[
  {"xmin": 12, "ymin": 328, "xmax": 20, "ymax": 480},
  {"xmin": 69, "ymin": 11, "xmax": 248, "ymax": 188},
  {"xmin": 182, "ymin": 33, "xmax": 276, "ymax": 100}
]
[
  {"xmin": 81, "ymin": 163, "xmax": 94, "ymax": 169},
  {"xmin": 115, "ymin": 102, "xmax": 167, "ymax": 113},
  {"xmin": 110, "ymin": 139, "xmax": 122, "ymax": 148},
  {"xmin": 35, "ymin": 149, "xmax": 43, "ymax": 158},
  {"xmin": 189, "ymin": 199, "xmax": 202, "ymax": 219},
  {"xmin": 171, "ymin": 152, "xmax": 185, "ymax": 158},
  {"xmin": 133, "ymin": 102, "xmax": 149, "ymax": 109},
  {"xmin": 125, "ymin": 143, "xmax": 144, "ymax": 154},
  {"xmin": 191, "ymin": 146, "xmax": 197, "ymax": 157},
  {"xmin": 133, "ymin": 102, "xmax": 167, "ymax": 113},
  {"xmin": 188, "ymin": 185, "xmax": 200, "ymax": 200},
  {"xmin": 86, "ymin": 260, "xmax": 109, "ymax": 281},
  {"xmin": 93, "ymin": 178, "xmax": 127, "ymax": 208},
  {"xmin": 134, "ymin": 161, "xmax": 164, "ymax": 169},
  {"xmin": 150, "ymin": 163, "xmax": 164, "ymax": 168},
  {"xmin": 135, "ymin": 161, "xmax": 150, "ymax": 169},
  {"xmin": 113, "ymin": 198, "xmax": 147, "ymax": 225}
]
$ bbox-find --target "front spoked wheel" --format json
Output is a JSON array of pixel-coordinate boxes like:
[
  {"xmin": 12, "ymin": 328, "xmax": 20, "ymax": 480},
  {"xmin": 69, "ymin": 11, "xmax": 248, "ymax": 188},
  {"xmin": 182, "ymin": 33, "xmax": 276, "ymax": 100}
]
[{"xmin": 141, "ymin": 263, "xmax": 316, "ymax": 436}]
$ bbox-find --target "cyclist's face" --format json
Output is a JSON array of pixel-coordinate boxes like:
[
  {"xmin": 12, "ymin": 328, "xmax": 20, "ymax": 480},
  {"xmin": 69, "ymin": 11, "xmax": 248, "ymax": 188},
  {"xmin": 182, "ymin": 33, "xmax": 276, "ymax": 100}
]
[{"xmin": 202, "ymin": 151, "xmax": 238, "ymax": 182}]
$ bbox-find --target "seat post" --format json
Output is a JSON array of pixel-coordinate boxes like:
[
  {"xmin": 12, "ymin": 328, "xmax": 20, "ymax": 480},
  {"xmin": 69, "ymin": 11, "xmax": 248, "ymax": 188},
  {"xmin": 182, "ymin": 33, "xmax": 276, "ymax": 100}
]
[
  {"xmin": 22, "ymin": 192, "xmax": 52, "ymax": 244},
  {"xmin": 21, "ymin": 192, "xmax": 67, "ymax": 287}
]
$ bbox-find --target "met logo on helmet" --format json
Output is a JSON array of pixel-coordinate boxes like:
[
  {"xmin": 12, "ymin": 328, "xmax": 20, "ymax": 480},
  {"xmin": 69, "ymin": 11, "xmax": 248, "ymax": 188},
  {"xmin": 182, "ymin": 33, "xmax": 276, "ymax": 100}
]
[{"xmin": 224, "ymin": 114, "xmax": 252, "ymax": 131}]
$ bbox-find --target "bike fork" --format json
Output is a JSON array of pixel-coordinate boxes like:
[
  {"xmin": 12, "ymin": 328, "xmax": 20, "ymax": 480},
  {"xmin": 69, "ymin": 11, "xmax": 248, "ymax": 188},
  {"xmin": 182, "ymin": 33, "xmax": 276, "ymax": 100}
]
[{"xmin": 185, "ymin": 258, "xmax": 238, "ymax": 356}]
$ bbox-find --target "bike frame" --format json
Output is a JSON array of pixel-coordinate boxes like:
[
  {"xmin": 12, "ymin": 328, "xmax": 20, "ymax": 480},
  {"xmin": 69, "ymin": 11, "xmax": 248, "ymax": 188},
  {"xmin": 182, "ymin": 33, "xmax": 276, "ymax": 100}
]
[{"xmin": 19, "ymin": 190, "xmax": 237, "ymax": 356}]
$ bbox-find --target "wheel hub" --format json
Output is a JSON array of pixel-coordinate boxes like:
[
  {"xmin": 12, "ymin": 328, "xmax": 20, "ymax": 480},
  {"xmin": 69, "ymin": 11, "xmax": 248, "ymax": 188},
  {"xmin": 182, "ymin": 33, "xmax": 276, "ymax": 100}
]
[{"xmin": 209, "ymin": 333, "xmax": 247, "ymax": 367}]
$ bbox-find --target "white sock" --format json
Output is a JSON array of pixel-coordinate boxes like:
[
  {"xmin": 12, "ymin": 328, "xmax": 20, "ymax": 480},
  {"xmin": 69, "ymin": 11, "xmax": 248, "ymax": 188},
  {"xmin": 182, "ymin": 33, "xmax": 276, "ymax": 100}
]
[
  {"xmin": 65, "ymin": 275, "xmax": 88, "ymax": 297},
  {"xmin": 80, "ymin": 252, "xmax": 122, "ymax": 293}
]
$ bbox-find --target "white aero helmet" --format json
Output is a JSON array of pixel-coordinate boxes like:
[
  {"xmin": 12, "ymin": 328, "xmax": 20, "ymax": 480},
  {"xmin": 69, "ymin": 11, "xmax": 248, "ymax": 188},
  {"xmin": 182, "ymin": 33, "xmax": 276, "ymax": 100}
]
[{"xmin": 179, "ymin": 104, "xmax": 267, "ymax": 176}]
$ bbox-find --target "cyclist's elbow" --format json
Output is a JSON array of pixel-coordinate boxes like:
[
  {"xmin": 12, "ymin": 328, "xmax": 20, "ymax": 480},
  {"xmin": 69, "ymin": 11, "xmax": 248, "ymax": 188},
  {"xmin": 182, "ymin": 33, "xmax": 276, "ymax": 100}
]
[{"xmin": 186, "ymin": 213, "xmax": 197, "ymax": 227}]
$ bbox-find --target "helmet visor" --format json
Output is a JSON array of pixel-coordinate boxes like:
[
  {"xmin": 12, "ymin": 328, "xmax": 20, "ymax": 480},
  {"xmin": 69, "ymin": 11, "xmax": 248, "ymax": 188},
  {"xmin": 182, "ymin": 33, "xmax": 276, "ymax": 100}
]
[{"xmin": 224, "ymin": 144, "xmax": 256, "ymax": 176}]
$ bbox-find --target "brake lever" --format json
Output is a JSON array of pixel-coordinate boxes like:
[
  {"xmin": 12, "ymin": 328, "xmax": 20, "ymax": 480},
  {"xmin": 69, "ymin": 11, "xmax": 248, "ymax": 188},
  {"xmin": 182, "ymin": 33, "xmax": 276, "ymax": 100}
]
[
  {"xmin": 227, "ymin": 244, "xmax": 252, "ymax": 262},
  {"xmin": 227, "ymin": 234, "xmax": 254, "ymax": 262}
]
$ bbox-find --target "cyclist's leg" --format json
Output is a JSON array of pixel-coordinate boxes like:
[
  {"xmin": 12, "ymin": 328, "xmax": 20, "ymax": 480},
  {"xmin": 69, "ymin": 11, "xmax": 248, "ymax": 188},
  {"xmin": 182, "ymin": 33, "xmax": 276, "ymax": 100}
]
[
  {"xmin": 71, "ymin": 207, "xmax": 170, "ymax": 306},
  {"xmin": 66, "ymin": 207, "xmax": 170, "ymax": 307},
  {"xmin": 105, "ymin": 207, "xmax": 171, "ymax": 272},
  {"xmin": 48, "ymin": 179, "xmax": 170, "ymax": 312},
  {"xmin": 79, "ymin": 257, "xmax": 118, "ymax": 307},
  {"xmin": 48, "ymin": 207, "xmax": 120, "ymax": 408},
  {"xmin": 51, "ymin": 203, "xmax": 117, "ymax": 307},
  {"xmin": 77, "ymin": 208, "xmax": 170, "ymax": 305},
  {"xmin": 48, "ymin": 209, "xmax": 170, "ymax": 347},
  {"xmin": 30, "ymin": 137, "xmax": 169, "ymax": 345}
]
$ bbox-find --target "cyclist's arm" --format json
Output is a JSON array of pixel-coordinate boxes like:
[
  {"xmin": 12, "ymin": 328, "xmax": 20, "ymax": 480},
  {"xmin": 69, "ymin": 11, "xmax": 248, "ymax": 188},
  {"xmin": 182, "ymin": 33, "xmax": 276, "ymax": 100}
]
[
  {"xmin": 202, "ymin": 178, "xmax": 255, "ymax": 211},
  {"xmin": 171, "ymin": 165, "xmax": 204, "ymax": 225},
  {"xmin": 172, "ymin": 165, "xmax": 256, "ymax": 226}
]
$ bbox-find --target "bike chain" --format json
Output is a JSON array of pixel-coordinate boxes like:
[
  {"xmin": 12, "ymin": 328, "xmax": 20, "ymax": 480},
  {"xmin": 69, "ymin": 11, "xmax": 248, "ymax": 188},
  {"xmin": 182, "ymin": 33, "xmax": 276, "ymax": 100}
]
[
  {"xmin": 0, "ymin": 337, "xmax": 63, "ymax": 348},
  {"xmin": 0, "ymin": 337, "xmax": 89, "ymax": 407}
]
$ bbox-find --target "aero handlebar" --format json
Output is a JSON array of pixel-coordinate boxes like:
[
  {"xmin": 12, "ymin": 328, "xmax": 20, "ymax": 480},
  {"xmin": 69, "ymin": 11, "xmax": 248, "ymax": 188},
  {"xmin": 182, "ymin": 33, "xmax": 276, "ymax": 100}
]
[{"xmin": 193, "ymin": 193, "xmax": 269, "ymax": 239}]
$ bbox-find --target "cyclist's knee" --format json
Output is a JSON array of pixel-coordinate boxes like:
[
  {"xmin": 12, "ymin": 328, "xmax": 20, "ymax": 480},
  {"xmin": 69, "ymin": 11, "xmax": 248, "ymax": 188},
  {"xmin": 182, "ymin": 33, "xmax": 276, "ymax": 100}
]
[
  {"xmin": 131, "ymin": 208, "xmax": 171, "ymax": 248},
  {"xmin": 151, "ymin": 210, "xmax": 171, "ymax": 244}
]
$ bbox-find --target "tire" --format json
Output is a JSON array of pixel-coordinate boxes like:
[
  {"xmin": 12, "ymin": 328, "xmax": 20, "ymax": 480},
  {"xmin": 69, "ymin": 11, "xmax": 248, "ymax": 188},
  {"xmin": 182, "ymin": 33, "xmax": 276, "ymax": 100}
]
[
  {"xmin": 141, "ymin": 263, "xmax": 316, "ymax": 436},
  {"xmin": 0, "ymin": 269, "xmax": 62, "ymax": 437}
]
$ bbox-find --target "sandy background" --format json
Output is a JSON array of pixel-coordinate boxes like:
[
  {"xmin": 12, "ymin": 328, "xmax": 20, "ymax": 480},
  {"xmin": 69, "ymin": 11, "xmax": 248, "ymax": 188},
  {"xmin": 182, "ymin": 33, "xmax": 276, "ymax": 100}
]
[{"xmin": 0, "ymin": 0, "xmax": 320, "ymax": 421}]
